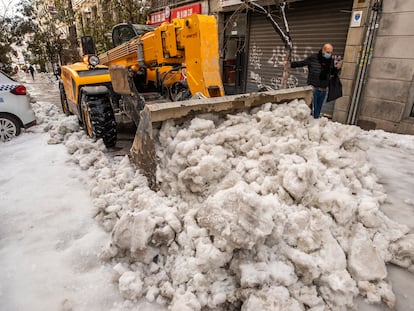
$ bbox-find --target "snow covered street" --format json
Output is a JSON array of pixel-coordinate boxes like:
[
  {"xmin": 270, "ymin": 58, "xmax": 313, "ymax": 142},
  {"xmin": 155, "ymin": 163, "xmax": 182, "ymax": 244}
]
[
  {"xmin": 0, "ymin": 73, "xmax": 413, "ymax": 310},
  {"xmin": 0, "ymin": 133, "xmax": 122, "ymax": 310}
]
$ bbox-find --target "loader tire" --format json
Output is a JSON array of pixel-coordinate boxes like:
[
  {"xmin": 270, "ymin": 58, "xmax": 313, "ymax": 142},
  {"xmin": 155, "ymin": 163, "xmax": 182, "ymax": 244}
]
[
  {"xmin": 59, "ymin": 83, "xmax": 71, "ymax": 116},
  {"xmin": 80, "ymin": 90, "xmax": 117, "ymax": 148}
]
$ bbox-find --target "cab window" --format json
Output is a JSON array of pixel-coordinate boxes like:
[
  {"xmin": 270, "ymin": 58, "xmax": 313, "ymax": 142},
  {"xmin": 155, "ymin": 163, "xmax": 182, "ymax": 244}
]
[{"xmin": 112, "ymin": 25, "xmax": 137, "ymax": 47}]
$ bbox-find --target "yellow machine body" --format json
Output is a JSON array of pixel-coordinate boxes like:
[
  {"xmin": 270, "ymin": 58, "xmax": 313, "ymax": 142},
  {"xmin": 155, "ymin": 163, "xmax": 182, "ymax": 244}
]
[
  {"xmin": 60, "ymin": 62, "xmax": 111, "ymax": 113},
  {"xmin": 99, "ymin": 14, "xmax": 224, "ymax": 98}
]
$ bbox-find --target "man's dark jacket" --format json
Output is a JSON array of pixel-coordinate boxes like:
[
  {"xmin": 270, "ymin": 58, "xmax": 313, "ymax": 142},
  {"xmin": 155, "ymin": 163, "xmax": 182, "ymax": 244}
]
[{"xmin": 291, "ymin": 50, "xmax": 339, "ymax": 89}]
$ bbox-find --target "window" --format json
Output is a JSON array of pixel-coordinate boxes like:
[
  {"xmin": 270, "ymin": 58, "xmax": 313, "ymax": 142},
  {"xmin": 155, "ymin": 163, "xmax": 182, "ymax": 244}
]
[{"xmin": 112, "ymin": 25, "xmax": 137, "ymax": 47}]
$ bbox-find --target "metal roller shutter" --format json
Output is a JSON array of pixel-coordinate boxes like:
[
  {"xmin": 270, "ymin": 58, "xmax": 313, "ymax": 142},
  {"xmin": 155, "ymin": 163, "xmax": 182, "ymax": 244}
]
[{"xmin": 246, "ymin": 0, "xmax": 353, "ymax": 93}]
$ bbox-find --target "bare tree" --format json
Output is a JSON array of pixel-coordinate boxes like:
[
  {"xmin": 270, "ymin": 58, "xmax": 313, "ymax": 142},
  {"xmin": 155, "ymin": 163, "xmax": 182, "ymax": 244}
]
[
  {"xmin": 243, "ymin": 0, "xmax": 292, "ymax": 89},
  {"xmin": 66, "ymin": 0, "xmax": 79, "ymax": 62},
  {"xmin": 0, "ymin": 0, "xmax": 36, "ymax": 71},
  {"xmin": 0, "ymin": 0, "xmax": 15, "ymax": 18}
]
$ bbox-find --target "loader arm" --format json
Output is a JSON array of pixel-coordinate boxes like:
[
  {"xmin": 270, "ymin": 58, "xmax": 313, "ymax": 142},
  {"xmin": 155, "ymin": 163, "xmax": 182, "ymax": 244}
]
[{"xmin": 99, "ymin": 14, "xmax": 224, "ymax": 98}]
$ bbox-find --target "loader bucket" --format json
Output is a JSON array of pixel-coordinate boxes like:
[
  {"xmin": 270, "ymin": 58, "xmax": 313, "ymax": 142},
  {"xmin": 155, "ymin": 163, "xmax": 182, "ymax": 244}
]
[{"xmin": 131, "ymin": 86, "xmax": 313, "ymax": 189}]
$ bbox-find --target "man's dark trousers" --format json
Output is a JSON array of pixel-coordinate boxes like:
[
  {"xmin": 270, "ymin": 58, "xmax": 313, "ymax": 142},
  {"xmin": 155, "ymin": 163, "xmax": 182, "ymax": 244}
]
[{"xmin": 312, "ymin": 89, "xmax": 326, "ymax": 119}]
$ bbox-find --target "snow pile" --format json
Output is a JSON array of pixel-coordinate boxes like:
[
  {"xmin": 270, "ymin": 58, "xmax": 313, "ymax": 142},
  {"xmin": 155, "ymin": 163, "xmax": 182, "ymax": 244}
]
[
  {"xmin": 26, "ymin": 81, "xmax": 80, "ymax": 143},
  {"xmin": 37, "ymin": 94, "xmax": 414, "ymax": 310}
]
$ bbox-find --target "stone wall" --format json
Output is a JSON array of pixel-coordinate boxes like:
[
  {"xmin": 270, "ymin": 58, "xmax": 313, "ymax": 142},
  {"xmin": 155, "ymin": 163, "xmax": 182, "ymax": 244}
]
[
  {"xmin": 334, "ymin": 0, "xmax": 414, "ymax": 134},
  {"xmin": 332, "ymin": 0, "xmax": 370, "ymax": 124}
]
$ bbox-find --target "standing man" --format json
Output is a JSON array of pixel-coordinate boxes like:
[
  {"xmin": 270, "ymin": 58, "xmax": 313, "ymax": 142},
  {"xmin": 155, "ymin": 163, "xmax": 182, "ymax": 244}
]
[
  {"xmin": 28, "ymin": 65, "xmax": 35, "ymax": 80},
  {"xmin": 54, "ymin": 64, "xmax": 61, "ymax": 80},
  {"xmin": 291, "ymin": 43, "xmax": 341, "ymax": 118}
]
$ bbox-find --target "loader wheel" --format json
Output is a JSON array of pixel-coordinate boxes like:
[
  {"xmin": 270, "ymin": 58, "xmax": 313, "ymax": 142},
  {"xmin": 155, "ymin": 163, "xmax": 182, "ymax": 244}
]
[
  {"xmin": 59, "ymin": 83, "xmax": 71, "ymax": 116},
  {"xmin": 80, "ymin": 90, "xmax": 117, "ymax": 148},
  {"xmin": 81, "ymin": 100, "xmax": 94, "ymax": 137}
]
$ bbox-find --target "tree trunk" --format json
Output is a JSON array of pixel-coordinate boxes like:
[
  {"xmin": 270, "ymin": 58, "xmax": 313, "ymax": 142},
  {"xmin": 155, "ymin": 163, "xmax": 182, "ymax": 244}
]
[{"xmin": 66, "ymin": 0, "xmax": 79, "ymax": 62}]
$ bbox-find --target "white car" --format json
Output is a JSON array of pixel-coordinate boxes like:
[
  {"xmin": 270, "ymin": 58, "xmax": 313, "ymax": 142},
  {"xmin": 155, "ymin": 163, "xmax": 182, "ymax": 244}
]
[{"xmin": 0, "ymin": 70, "xmax": 36, "ymax": 142}]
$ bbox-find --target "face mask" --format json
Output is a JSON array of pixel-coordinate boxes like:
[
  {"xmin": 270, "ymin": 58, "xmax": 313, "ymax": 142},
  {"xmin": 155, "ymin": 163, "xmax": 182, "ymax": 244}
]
[{"xmin": 323, "ymin": 53, "xmax": 331, "ymax": 59}]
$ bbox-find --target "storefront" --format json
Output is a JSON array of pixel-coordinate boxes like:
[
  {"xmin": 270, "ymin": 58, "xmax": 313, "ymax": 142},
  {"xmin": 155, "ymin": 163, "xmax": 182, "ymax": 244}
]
[{"xmin": 244, "ymin": 0, "xmax": 353, "ymax": 93}]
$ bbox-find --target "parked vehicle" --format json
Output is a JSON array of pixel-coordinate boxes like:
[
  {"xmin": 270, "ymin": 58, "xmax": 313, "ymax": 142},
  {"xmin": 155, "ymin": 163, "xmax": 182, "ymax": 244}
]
[{"xmin": 0, "ymin": 71, "xmax": 36, "ymax": 142}]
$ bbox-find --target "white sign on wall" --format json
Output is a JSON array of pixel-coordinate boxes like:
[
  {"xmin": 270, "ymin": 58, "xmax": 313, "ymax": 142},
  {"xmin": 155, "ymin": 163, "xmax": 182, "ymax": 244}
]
[
  {"xmin": 220, "ymin": 0, "xmax": 243, "ymax": 7},
  {"xmin": 351, "ymin": 10, "xmax": 363, "ymax": 27},
  {"xmin": 220, "ymin": 0, "xmax": 256, "ymax": 8}
]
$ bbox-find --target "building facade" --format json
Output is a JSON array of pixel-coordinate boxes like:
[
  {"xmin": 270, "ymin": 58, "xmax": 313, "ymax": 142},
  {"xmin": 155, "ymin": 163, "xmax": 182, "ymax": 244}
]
[{"xmin": 336, "ymin": 0, "xmax": 414, "ymax": 134}]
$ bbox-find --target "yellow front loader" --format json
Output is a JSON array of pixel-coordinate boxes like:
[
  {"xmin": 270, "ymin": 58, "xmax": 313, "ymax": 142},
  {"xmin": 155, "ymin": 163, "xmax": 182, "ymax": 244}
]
[{"xmin": 96, "ymin": 14, "xmax": 312, "ymax": 189}]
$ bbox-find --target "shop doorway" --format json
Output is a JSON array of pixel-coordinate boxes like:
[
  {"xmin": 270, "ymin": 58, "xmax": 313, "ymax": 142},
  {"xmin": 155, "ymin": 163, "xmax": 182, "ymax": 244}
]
[{"xmin": 222, "ymin": 13, "xmax": 247, "ymax": 95}]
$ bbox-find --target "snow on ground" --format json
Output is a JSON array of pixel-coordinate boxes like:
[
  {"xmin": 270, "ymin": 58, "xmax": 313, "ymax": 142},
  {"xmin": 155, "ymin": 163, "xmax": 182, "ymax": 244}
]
[
  {"xmin": 1, "ymin": 72, "xmax": 413, "ymax": 310},
  {"xmin": 0, "ymin": 132, "xmax": 121, "ymax": 310}
]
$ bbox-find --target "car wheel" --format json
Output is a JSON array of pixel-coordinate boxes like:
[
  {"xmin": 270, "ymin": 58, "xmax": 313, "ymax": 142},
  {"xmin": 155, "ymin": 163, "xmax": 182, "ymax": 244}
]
[{"xmin": 0, "ymin": 114, "xmax": 21, "ymax": 142}]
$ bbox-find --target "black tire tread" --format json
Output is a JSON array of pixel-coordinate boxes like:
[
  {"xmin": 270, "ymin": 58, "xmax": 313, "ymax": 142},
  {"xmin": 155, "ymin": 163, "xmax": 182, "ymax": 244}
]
[
  {"xmin": 59, "ymin": 83, "xmax": 71, "ymax": 116},
  {"xmin": 82, "ymin": 92, "xmax": 117, "ymax": 148}
]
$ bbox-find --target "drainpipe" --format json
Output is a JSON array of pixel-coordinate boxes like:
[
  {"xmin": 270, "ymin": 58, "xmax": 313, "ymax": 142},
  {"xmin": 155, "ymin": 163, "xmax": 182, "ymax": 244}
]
[{"xmin": 347, "ymin": 0, "xmax": 383, "ymax": 125}]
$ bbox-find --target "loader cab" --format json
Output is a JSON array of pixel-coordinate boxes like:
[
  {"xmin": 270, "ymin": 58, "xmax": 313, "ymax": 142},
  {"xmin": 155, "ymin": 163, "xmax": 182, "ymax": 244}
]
[{"xmin": 112, "ymin": 23, "xmax": 155, "ymax": 47}]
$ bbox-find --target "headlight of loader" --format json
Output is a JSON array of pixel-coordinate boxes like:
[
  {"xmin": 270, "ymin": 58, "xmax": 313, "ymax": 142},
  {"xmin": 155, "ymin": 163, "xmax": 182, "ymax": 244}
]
[{"xmin": 89, "ymin": 55, "xmax": 100, "ymax": 66}]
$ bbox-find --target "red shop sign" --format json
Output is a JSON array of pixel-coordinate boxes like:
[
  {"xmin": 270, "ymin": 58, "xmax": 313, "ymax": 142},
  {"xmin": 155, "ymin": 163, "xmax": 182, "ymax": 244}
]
[
  {"xmin": 150, "ymin": 11, "xmax": 167, "ymax": 25},
  {"xmin": 171, "ymin": 3, "xmax": 201, "ymax": 19},
  {"xmin": 150, "ymin": 3, "xmax": 201, "ymax": 26}
]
